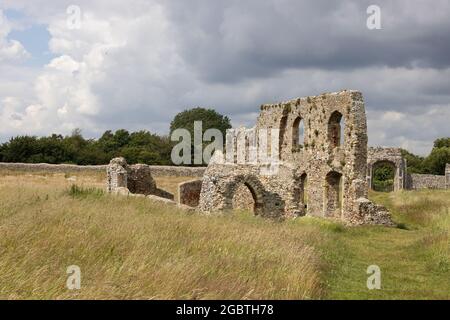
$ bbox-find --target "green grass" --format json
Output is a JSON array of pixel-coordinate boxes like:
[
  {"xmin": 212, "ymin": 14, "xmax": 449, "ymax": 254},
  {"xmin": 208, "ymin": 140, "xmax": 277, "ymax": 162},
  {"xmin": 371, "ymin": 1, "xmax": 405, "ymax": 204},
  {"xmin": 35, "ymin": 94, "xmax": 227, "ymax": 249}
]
[
  {"xmin": 0, "ymin": 171, "xmax": 449, "ymax": 299},
  {"xmin": 319, "ymin": 190, "xmax": 450, "ymax": 299}
]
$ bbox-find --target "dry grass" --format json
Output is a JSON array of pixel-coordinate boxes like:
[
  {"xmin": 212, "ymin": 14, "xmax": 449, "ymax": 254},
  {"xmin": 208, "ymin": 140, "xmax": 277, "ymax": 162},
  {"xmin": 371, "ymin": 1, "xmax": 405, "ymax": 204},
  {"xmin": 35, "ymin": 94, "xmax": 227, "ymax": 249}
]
[
  {"xmin": 0, "ymin": 171, "xmax": 324, "ymax": 299},
  {"xmin": 1, "ymin": 170, "xmax": 449, "ymax": 300}
]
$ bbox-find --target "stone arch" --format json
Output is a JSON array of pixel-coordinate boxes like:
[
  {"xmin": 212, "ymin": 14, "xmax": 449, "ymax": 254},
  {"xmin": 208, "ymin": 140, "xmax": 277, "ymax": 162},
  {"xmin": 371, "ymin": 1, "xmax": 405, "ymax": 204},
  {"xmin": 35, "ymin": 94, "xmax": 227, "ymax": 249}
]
[
  {"xmin": 223, "ymin": 174, "xmax": 266, "ymax": 215},
  {"xmin": 328, "ymin": 111, "xmax": 343, "ymax": 149},
  {"xmin": 292, "ymin": 116, "xmax": 305, "ymax": 152},
  {"xmin": 369, "ymin": 159, "xmax": 397, "ymax": 192},
  {"xmin": 367, "ymin": 147, "xmax": 407, "ymax": 191},
  {"xmin": 324, "ymin": 171, "xmax": 343, "ymax": 217}
]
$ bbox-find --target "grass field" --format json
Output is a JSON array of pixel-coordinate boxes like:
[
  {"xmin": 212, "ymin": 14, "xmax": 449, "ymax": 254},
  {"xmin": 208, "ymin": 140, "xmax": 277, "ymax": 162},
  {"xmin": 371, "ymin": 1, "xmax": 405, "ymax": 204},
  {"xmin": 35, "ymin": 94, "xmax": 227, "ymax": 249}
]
[{"xmin": 0, "ymin": 170, "xmax": 448, "ymax": 299}]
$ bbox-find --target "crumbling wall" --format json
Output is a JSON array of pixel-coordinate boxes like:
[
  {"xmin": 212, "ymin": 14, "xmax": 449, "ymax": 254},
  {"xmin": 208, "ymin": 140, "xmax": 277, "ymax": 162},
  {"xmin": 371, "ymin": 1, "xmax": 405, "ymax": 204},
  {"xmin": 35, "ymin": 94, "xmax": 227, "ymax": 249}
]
[
  {"xmin": 106, "ymin": 157, "xmax": 174, "ymax": 200},
  {"xmin": 407, "ymin": 173, "xmax": 446, "ymax": 190},
  {"xmin": 367, "ymin": 147, "xmax": 407, "ymax": 191},
  {"xmin": 106, "ymin": 158, "xmax": 128, "ymax": 192},
  {"xmin": 446, "ymin": 164, "xmax": 450, "ymax": 189},
  {"xmin": 199, "ymin": 90, "xmax": 393, "ymax": 226},
  {"xmin": 178, "ymin": 179, "xmax": 203, "ymax": 207},
  {"xmin": 0, "ymin": 162, "xmax": 205, "ymax": 177}
]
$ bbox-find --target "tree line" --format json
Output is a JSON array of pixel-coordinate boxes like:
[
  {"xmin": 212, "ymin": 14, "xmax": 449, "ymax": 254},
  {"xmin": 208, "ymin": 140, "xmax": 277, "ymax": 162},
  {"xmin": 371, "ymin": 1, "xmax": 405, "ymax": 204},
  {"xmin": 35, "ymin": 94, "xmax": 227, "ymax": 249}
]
[
  {"xmin": 0, "ymin": 108, "xmax": 231, "ymax": 166},
  {"xmin": 0, "ymin": 107, "xmax": 448, "ymax": 174},
  {"xmin": 401, "ymin": 137, "xmax": 450, "ymax": 175}
]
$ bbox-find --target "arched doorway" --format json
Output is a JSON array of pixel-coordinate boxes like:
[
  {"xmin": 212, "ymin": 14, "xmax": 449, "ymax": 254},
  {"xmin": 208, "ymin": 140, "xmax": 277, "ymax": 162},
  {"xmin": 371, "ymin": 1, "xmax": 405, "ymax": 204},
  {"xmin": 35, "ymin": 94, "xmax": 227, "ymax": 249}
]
[
  {"xmin": 371, "ymin": 160, "xmax": 396, "ymax": 192},
  {"xmin": 325, "ymin": 171, "xmax": 343, "ymax": 217},
  {"xmin": 232, "ymin": 182, "xmax": 258, "ymax": 213},
  {"xmin": 225, "ymin": 175, "xmax": 265, "ymax": 215}
]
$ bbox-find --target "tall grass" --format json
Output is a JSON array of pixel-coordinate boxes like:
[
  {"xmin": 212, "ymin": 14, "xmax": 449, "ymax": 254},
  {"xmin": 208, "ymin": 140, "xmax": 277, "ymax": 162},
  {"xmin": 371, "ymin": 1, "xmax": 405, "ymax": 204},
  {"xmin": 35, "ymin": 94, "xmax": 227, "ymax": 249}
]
[
  {"xmin": 0, "ymin": 173, "xmax": 323, "ymax": 299},
  {"xmin": 0, "ymin": 171, "xmax": 449, "ymax": 299}
]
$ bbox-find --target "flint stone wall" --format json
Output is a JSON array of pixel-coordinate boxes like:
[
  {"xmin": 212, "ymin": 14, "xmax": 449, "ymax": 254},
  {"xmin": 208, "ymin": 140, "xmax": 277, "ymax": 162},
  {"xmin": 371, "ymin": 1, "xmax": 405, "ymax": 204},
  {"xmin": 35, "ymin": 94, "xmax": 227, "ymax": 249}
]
[
  {"xmin": 199, "ymin": 90, "xmax": 394, "ymax": 226},
  {"xmin": 407, "ymin": 173, "xmax": 446, "ymax": 190},
  {"xmin": 0, "ymin": 162, "xmax": 205, "ymax": 177},
  {"xmin": 106, "ymin": 158, "xmax": 174, "ymax": 200},
  {"xmin": 178, "ymin": 179, "xmax": 203, "ymax": 207},
  {"xmin": 367, "ymin": 147, "xmax": 407, "ymax": 191}
]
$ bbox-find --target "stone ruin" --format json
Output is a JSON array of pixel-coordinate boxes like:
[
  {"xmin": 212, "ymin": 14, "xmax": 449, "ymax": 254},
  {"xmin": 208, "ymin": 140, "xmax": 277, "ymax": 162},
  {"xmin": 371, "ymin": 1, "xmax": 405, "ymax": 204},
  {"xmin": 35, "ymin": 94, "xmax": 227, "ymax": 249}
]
[
  {"xmin": 106, "ymin": 90, "xmax": 448, "ymax": 226},
  {"xmin": 198, "ymin": 90, "xmax": 394, "ymax": 226},
  {"xmin": 367, "ymin": 147, "xmax": 450, "ymax": 191},
  {"xmin": 367, "ymin": 147, "xmax": 407, "ymax": 191},
  {"xmin": 106, "ymin": 157, "xmax": 174, "ymax": 200}
]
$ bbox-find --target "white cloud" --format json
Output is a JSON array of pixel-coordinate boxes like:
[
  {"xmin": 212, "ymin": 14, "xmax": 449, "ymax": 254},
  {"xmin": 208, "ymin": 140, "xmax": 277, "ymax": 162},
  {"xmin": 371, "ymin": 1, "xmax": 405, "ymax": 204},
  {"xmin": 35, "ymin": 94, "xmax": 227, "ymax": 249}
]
[{"xmin": 0, "ymin": 10, "xmax": 29, "ymax": 62}]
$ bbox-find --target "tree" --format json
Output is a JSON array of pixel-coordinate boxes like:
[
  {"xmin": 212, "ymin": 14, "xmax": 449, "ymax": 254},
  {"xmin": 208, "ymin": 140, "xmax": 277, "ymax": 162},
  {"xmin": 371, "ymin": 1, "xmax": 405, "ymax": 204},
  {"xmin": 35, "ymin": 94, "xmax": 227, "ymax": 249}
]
[
  {"xmin": 423, "ymin": 146, "xmax": 450, "ymax": 175},
  {"xmin": 170, "ymin": 107, "xmax": 231, "ymax": 141},
  {"xmin": 169, "ymin": 108, "xmax": 231, "ymax": 165},
  {"xmin": 0, "ymin": 136, "xmax": 39, "ymax": 162},
  {"xmin": 401, "ymin": 149, "xmax": 425, "ymax": 174},
  {"xmin": 433, "ymin": 137, "xmax": 450, "ymax": 149}
]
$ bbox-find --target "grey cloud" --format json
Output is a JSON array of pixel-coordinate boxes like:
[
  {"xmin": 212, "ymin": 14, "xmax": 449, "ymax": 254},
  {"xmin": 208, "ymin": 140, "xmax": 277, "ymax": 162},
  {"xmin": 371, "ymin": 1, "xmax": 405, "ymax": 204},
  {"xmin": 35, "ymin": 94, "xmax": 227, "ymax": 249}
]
[{"xmin": 163, "ymin": 0, "xmax": 450, "ymax": 83}]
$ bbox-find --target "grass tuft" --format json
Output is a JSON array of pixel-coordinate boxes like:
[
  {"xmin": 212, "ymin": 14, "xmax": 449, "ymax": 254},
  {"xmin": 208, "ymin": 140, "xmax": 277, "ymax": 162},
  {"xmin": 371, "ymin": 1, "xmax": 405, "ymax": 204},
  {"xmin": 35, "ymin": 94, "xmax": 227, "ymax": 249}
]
[{"xmin": 67, "ymin": 184, "xmax": 104, "ymax": 199}]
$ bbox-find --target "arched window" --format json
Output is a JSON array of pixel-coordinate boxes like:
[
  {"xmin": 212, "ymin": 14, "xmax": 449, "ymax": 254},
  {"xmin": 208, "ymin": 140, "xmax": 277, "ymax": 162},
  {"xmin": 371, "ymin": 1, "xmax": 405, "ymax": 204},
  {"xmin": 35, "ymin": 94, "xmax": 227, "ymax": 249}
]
[
  {"xmin": 292, "ymin": 117, "xmax": 304, "ymax": 151},
  {"xmin": 328, "ymin": 111, "xmax": 344, "ymax": 148}
]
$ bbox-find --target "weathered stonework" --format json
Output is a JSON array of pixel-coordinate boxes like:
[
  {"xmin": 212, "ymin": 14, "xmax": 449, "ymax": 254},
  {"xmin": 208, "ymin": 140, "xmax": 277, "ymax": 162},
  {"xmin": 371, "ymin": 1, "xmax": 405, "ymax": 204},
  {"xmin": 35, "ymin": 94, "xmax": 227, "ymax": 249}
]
[
  {"xmin": 367, "ymin": 147, "xmax": 407, "ymax": 191},
  {"xmin": 407, "ymin": 173, "xmax": 446, "ymax": 190},
  {"xmin": 0, "ymin": 162, "xmax": 205, "ymax": 177},
  {"xmin": 446, "ymin": 164, "xmax": 450, "ymax": 189},
  {"xmin": 106, "ymin": 157, "xmax": 174, "ymax": 200},
  {"xmin": 367, "ymin": 148, "xmax": 448, "ymax": 191},
  {"xmin": 198, "ymin": 90, "xmax": 393, "ymax": 226},
  {"xmin": 178, "ymin": 179, "xmax": 203, "ymax": 207}
]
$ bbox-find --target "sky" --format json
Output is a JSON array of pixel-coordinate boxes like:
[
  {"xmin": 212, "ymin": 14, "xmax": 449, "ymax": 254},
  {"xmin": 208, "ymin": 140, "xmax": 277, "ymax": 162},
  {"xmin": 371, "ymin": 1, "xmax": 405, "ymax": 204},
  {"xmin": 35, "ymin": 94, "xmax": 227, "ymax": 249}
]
[{"xmin": 0, "ymin": 0, "xmax": 449, "ymax": 155}]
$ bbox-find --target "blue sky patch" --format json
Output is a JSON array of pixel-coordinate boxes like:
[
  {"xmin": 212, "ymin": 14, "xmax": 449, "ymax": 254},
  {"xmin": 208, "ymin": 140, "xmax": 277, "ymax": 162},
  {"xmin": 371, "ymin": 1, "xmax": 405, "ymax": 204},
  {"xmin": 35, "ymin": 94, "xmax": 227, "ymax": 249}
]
[{"xmin": 5, "ymin": 9, "xmax": 56, "ymax": 66}]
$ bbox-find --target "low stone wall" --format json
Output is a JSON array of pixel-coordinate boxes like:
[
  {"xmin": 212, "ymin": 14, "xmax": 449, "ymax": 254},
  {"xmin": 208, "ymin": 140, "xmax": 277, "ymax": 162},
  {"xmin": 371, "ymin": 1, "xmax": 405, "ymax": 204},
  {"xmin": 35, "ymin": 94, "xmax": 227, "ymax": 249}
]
[
  {"xmin": 0, "ymin": 162, "xmax": 106, "ymax": 172},
  {"xmin": 149, "ymin": 166, "xmax": 206, "ymax": 177},
  {"xmin": 407, "ymin": 173, "xmax": 446, "ymax": 190},
  {"xmin": 0, "ymin": 162, "xmax": 206, "ymax": 177}
]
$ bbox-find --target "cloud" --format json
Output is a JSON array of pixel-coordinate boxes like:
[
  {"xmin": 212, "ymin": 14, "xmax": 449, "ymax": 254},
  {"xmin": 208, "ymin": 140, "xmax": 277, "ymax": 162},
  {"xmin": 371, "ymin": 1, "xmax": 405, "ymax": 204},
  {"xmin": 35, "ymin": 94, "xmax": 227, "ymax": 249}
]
[
  {"xmin": 0, "ymin": 0, "xmax": 449, "ymax": 156},
  {"xmin": 0, "ymin": 10, "xmax": 29, "ymax": 62}
]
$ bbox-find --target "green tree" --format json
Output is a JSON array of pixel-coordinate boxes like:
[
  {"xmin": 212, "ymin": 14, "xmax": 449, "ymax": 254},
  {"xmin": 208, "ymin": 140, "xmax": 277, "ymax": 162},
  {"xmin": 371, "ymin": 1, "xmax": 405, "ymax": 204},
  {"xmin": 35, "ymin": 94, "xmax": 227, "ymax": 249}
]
[
  {"xmin": 433, "ymin": 137, "xmax": 450, "ymax": 149},
  {"xmin": 401, "ymin": 149, "xmax": 425, "ymax": 174},
  {"xmin": 423, "ymin": 146, "xmax": 450, "ymax": 175},
  {"xmin": 170, "ymin": 107, "xmax": 231, "ymax": 141},
  {"xmin": 0, "ymin": 136, "xmax": 39, "ymax": 162},
  {"xmin": 169, "ymin": 107, "xmax": 231, "ymax": 165}
]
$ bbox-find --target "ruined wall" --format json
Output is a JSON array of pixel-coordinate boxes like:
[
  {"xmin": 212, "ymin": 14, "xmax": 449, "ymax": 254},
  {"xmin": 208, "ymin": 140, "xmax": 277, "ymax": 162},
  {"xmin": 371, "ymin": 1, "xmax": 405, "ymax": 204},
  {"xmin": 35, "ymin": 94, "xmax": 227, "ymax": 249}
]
[
  {"xmin": 106, "ymin": 157, "xmax": 174, "ymax": 200},
  {"xmin": 199, "ymin": 90, "xmax": 393, "ymax": 226},
  {"xmin": 178, "ymin": 179, "xmax": 203, "ymax": 207},
  {"xmin": 367, "ymin": 147, "xmax": 406, "ymax": 191},
  {"xmin": 407, "ymin": 173, "xmax": 446, "ymax": 190},
  {"xmin": 446, "ymin": 164, "xmax": 450, "ymax": 189},
  {"xmin": 0, "ymin": 162, "xmax": 205, "ymax": 177}
]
